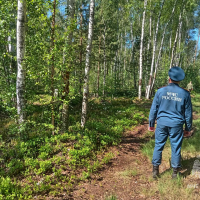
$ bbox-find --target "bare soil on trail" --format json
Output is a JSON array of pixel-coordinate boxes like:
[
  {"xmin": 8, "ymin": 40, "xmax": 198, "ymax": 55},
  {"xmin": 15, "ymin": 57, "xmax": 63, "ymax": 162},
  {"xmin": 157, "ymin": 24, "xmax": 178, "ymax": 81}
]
[
  {"xmin": 70, "ymin": 124, "xmax": 160, "ymax": 200},
  {"xmin": 67, "ymin": 112, "xmax": 200, "ymax": 200}
]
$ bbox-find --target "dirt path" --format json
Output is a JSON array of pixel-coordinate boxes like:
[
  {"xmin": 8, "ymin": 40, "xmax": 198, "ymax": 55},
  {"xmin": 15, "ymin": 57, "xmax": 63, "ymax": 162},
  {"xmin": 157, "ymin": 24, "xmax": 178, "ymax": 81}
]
[
  {"xmin": 70, "ymin": 124, "xmax": 161, "ymax": 200},
  {"xmin": 68, "ymin": 111, "xmax": 200, "ymax": 200},
  {"xmin": 49, "ymin": 99, "xmax": 199, "ymax": 200}
]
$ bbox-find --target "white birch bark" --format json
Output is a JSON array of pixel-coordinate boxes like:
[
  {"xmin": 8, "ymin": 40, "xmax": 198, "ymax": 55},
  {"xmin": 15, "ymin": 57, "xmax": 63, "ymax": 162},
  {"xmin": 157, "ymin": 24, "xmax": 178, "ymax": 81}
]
[
  {"xmin": 103, "ymin": 22, "xmax": 106, "ymax": 98},
  {"xmin": 130, "ymin": 21, "xmax": 134, "ymax": 88},
  {"xmin": 123, "ymin": 29, "xmax": 126, "ymax": 88},
  {"xmin": 169, "ymin": 31, "xmax": 172, "ymax": 50},
  {"xmin": 138, "ymin": 0, "xmax": 147, "ymax": 99},
  {"xmin": 16, "ymin": 0, "xmax": 26, "ymax": 124},
  {"xmin": 81, "ymin": 0, "xmax": 95, "ymax": 128},
  {"xmin": 79, "ymin": 2, "xmax": 83, "ymax": 95},
  {"xmin": 169, "ymin": 13, "xmax": 182, "ymax": 69},
  {"xmin": 179, "ymin": 21, "xmax": 182, "ymax": 49},
  {"xmin": 6, "ymin": 36, "xmax": 13, "ymax": 85},
  {"xmin": 150, "ymin": 0, "xmax": 177, "ymax": 94},
  {"xmin": 194, "ymin": 28, "xmax": 200, "ymax": 67},
  {"xmin": 118, "ymin": 33, "xmax": 122, "ymax": 88},
  {"xmin": 97, "ymin": 36, "xmax": 101, "ymax": 97},
  {"xmin": 147, "ymin": 0, "xmax": 152, "ymax": 52},
  {"xmin": 51, "ymin": 0, "xmax": 56, "ymax": 135},
  {"xmin": 114, "ymin": 50, "xmax": 118, "ymax": 93},
  {"xmin": 146, "ymin": 0, "xmax": 165, "ymax": 99},
  {"xmin": 8, "ymin": 36, "xmax": 14, "ymax": 102},
  {"xmin": 176, "ymin": 20, "xmax": 182, "ymax": 66},
  {"xmin": 8, "ymin": 36, "xmax": 13, "ymax": 53}
]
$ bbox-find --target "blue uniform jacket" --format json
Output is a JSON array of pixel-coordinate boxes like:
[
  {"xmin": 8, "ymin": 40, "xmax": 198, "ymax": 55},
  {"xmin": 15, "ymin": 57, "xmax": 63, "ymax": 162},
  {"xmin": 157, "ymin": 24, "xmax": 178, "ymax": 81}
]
[{"xmin": 149, "ymin": 83, "xmax": 192, "ymax": 131}]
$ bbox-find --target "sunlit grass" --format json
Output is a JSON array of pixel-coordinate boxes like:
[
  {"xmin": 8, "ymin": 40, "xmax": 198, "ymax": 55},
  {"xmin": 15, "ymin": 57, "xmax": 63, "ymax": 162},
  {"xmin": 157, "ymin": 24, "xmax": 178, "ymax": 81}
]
[
  {"xmin": 141, "ymin": 170, "xmax": 197, "ymax": 199},
  {"xmin": 157, "ymin": 172, "xmax": 195, "ymax": 200},
  {"xmin": 116, "ymin": 168, "xmax": 138, "ymax": 178},
  {"xmin": 141, "ymin": 139, "xmax": 155, "ymax": 160},
  {"xmin": 105, "ymin": 195, "xmax": 118, "ymax": 200}
]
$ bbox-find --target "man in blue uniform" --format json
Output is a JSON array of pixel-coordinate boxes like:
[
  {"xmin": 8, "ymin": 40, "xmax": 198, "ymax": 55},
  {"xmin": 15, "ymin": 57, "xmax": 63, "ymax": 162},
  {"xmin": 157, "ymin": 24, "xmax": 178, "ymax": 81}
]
[{"xmin": 149, "ymin": 66, "xmax": 192, "ymax": 179}]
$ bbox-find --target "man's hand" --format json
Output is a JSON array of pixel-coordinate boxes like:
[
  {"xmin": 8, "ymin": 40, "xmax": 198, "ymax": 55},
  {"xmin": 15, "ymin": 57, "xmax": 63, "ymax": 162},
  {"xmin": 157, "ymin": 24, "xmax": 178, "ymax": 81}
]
[
  {"xmin": 148, "ymin": 127, "xmax": 155, "ymax": 132},
  {"xmin": 183, "ymin": 130, "xmax": 192, "ymax": 138}
]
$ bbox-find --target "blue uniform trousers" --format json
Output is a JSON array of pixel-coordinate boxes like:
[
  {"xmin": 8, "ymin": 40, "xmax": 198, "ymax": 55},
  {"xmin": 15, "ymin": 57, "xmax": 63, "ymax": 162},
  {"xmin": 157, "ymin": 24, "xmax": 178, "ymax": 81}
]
[{"xmin": 152, "ymin": 124, "xmax": 183, "ymax": 168}]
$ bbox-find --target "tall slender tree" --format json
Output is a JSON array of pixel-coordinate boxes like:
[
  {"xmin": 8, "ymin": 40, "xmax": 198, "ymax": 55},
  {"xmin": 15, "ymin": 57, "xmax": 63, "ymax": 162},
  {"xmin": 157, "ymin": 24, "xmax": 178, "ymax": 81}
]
[
  {"xmin": 103, "ymin": 20, "xmax": 106, "ymax": 98},
  {"xmin": 81, "ymin": 0, "xmax": 95, "ymax": 128},
  {"xmin": 50, "ymin": 0, "xmax": 56, "ymax": 135},
  {"xmin": 16, "ymin": 0, "xmax": 26, "ymax": 125},
  {"xmin": 138, "ymin": 0, "xmax": 147, "ymax": 99},
  {"xmin": 170, "ymin": 12, "xmax": 182, "ymax": 68},
  {"xmin": 146, "ymin": 0, "xmax": 165, "ymax": 99},
  {"xmin": 150, "ymin": 0, "xmax": 178, "ymax": 95}
]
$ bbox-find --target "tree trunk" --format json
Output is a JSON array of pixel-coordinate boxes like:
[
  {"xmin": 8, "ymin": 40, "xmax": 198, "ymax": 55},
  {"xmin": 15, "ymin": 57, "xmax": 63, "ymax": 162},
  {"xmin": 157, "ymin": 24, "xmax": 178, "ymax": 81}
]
[
  {"xmin": 123, "ymin": 29, "xmax": 126, "ymax": 89},
  {"xmin": 97, "ymin": 36, "xmax": 101, "ymax": 97},
  {"xmin": 79, "ymin": 2, "xmax": 83, "ymax": 95},
  {"xmin": 169, "ymin": 29, "xmax": 172, "ymax": 52},
  {"xmin": 6, "ymin": 36, "xmax": 12, "ymax": 86},
  {"xmin": 103, "ymin": 22, "xmax": 106, "ymax": 98},
  {"xmin": 129, "ymin": 21, "xmax": 134, "ymax": 89},
  {"xmin": 8, "ymin": 36, "xmax": 14, "ymax": 78},
  {"xmin": 81, "ymin": 0, "xmax": 95, "ymax": 128},
  {"xmin": 150, "ymin": 0, "xmax": 178, "ymax": 95},
  {"xmin": 193, "ymin": 28, "xmax": 200, "ymax": 67},
  {"xmin": 61, "ymin": 0, "xmax": 75, "ymax": 132},
  {"xmin": 138, "ymin": 0, "xmax": 147, "ymax": 99},
  {"xmin": 16, "ymin": 0, "xmax": 26, "ymax": 125},
  {"xmin": 147, "ymin": 0, "xmax": 152, "ymax": 52},
  {"xmin": 169, "ymin": 12, "xmax": 182, "ymax": 69},
  {"xmin": 146, "ymin": 0, "xmax": 165, "ymax": 99},
  {"xmin": 51, "ymin": 0, "xmax": 56, "ymax": 135},
  {"xmin": 114, "ymin": 51, "xmax": 118, "ymax": 94}
]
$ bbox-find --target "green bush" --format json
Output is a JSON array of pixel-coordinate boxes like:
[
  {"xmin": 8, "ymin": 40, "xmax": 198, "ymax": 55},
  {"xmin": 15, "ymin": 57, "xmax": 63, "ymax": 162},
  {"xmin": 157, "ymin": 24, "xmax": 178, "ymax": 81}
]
[{"xmin": 0, "ymin": 177, "xmax": 21, "ymax": 199}]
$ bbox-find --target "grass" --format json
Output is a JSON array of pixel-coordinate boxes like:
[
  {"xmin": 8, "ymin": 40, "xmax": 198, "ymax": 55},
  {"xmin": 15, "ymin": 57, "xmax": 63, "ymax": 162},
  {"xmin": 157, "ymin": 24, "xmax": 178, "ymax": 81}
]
[
  {"xmin": 116, "ymin": 168, "xmax": 138, "ymax": 178},
  {"xmin": 156, "ymin": 172, "xmax": 196, "ymax": 200},
  {"xmin": 105, "ymin": 195, "xmax": 118, "ymax": 200}
]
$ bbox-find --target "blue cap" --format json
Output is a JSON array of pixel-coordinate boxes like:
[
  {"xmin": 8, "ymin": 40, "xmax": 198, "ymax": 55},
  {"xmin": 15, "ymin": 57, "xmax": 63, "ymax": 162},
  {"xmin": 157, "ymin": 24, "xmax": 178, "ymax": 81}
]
[{"xmin": 168, "ymin": 66, "xmax": 185, "ymax": 81}]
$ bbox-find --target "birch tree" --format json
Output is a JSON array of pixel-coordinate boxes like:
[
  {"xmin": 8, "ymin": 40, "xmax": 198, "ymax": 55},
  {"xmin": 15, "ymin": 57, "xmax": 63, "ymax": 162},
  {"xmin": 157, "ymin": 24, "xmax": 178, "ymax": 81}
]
[
  {"xmin": 150, "ymin": 0, "xmax": 178, "ymax": 94},
  {"xmin": 97, "ymin": 36, "xmax": 101, "ymax": 97},
  {"xmin": 138, "ymin": 0, "xmax": 147, "ymax": 99},
  {"xmin": 146, "ymin": 0, "xmax": 165, "ymax": 99},
  {"xmin": 81, "ymin": 0, "xmax": 95, "ymax": 128},
  {"xmin": 130, "ymin": 20, "xmax": 136, "ymax": 88},
  {"xmin": 79, "ymin": 2, "xmax": 83, "ymax": 95},
  {"xmin": 169, "ymin": 12, "xmax": 182, "ymax": 69},
  {"xmin": 16, "ymin": 0, "xmax": 26, "ymax": 124},
  {"xmin": 50, "ymin": 0, "xmax": 56, "ymax": 135},
  {"xmin": 103, "ymin": 20, "xmax": 106, "ymax": 98},
  {"xmin": 193, "ymin": 28, "xmax": 200, "ymax": 67}
]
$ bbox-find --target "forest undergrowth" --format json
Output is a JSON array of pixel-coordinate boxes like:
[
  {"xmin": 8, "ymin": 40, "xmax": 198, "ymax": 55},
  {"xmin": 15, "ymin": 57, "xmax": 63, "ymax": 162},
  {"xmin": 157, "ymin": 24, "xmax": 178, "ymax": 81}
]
[
  {"xmin": 1, "ymin": 93, "xmax": 199, "ymax": 199},
  {"xmin": 0, "ymin": 96, "xmax": 150, "ymax": 199},
  {"xmin": 70, "ymin": 93, "xmax": 200, "ymax": 200}
]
